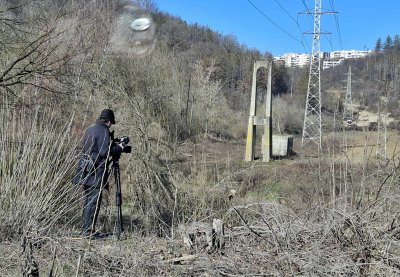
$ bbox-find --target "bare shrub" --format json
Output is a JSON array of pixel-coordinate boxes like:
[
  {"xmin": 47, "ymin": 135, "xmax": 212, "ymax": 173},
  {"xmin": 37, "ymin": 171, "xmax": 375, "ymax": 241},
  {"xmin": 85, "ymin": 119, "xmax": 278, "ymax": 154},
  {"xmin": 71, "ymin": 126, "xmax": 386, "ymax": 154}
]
[
  {"xmin": 221, "ymin": 199, "xmax": 400, "ymax": 275},
  {"xmin": 272, "ymin": 96, "xmax": 304, "ymax": 134},
  {"xmin": 0, "ymin": 101, "xmax": 81, "ymax": 240}
]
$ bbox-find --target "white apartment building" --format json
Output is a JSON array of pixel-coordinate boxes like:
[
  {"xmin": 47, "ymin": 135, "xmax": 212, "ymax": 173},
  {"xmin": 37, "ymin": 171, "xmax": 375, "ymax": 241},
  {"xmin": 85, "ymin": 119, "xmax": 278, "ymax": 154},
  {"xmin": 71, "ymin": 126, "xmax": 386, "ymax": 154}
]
[
  {"xmin": 275, "ymin": 53, "xmax": 310, "ymax": 68},
  {"xmin": 322, "ymin": 59, "xmax": 343, "ymax": 70},
  {"xmin": 275, "ymin": 49, "xmax": 372, "ymax": 70},
  {"xmin": 329, "ymin": 50, "xmax": 371, "ymax": 59},
  {"xmin": 323, "ymin": 50, "xmax": 372, "ymax": 69}
]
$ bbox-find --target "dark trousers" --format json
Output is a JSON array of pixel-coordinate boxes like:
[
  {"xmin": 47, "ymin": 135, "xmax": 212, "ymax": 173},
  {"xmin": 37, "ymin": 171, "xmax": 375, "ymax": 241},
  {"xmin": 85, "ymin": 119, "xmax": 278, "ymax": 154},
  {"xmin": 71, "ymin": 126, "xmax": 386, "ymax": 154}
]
[{"xmin": 82, "ymin": 185, "xmax": 102, "ymax": 235}]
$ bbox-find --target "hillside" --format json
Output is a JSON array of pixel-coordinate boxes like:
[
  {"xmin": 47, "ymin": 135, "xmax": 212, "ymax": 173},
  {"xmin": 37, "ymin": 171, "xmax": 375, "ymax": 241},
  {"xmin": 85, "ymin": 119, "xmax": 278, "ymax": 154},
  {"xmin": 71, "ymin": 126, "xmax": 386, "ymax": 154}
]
[{"xmin": 1, "ymin": 0, "xmax": 400, "ymax": 276}]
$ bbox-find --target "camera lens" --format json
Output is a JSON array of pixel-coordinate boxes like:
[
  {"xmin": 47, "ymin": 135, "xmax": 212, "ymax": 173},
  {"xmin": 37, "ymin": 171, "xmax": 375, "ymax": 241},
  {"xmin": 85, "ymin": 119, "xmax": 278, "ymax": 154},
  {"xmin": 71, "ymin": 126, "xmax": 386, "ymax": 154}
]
[{"xmin": 124, "ymin": 145, "xmax": 132, "ymax": 153}]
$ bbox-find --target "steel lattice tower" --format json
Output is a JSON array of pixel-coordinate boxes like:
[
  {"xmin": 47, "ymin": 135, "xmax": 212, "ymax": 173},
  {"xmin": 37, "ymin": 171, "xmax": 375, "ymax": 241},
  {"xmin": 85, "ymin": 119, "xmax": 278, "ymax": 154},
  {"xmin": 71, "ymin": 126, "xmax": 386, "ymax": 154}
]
[
  {"xmin": 376, "ymin": 80, "xmax": 389, "ymax": 160},
  {"xmin": 343, "ymin": 65, "xmax": 353, "ymax": 121},
  {"xmin": 302, "ymin": 0, "xmax": 323, "ymax": 148}
]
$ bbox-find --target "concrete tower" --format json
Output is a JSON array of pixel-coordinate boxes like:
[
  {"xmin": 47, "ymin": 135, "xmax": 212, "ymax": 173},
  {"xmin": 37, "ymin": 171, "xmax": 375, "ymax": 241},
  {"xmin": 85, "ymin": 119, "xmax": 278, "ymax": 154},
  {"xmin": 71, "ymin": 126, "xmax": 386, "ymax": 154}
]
[{"xmin": 245, "ymin": 61, "xmax": 272, "ymax": 162}]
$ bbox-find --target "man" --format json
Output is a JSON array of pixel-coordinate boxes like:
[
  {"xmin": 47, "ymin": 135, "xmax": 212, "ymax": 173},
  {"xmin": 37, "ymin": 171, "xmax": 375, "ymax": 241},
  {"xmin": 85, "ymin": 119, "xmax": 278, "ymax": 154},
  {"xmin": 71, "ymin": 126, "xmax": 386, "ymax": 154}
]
[{"xmin": 73, "ymin": 109, "xmax": 124, "ymax": 239}]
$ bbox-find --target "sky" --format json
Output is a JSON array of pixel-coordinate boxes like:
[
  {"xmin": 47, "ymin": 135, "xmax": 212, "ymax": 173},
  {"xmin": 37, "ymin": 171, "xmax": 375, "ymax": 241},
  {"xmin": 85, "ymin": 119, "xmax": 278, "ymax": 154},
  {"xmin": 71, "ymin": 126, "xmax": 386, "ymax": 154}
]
[{"xmin": 154, "ymin": 0, "xmax": 400, "ymax": 56}]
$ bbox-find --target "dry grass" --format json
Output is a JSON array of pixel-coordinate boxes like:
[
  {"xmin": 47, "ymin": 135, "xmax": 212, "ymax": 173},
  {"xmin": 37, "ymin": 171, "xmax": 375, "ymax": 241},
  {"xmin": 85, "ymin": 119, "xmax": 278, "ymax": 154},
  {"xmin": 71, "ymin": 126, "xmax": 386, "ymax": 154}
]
[
  {"xmin": 1, "ymin": 102, "xmax": 400, "ymax": 276},
  {"xmin": 4, "ymin": 195, "xmax": 400, "ymax": 276},
  {"xmin": 0, "ymin": 101, "xmax": 83, "ymax": 240}
]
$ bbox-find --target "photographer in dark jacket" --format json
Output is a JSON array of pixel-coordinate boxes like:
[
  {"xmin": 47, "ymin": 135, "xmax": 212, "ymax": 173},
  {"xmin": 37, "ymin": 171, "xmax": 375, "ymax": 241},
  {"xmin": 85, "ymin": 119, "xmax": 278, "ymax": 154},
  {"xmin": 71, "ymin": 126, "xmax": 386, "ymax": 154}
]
[{"xmin": 73, "ymin": 109, "xmax": 124, "ymax": 238}]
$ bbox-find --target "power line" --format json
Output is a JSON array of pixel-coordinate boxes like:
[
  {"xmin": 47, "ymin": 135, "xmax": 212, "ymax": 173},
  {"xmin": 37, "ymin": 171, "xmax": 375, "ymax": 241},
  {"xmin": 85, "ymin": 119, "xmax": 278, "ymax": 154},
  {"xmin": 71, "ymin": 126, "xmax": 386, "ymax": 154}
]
[
  {"xmin": 326, "ymin": 35, "xmax": 334, "ymax": 52},
  {"xmin": 328, "ymin": 0, "xmax": 343, "ymax": 49},
  {"xmin": 273, "ymin": 0, "xmax": 298, "ymax": 24},
  {"xmin": 300, "ymin": 0, "xmax": 315, "ymax": 27},
  {"xmin": 300, "ymin": 0, "xmax": 336, "ymax": 53},
  {"xmin": 299, "ymin": 0, "xmax": 318, "ymax": 53},
  {"xmin": 246, "ymin": 0, "xmax": 303, "ymax": 44},
  {"xmin": 272, "ymin": 0, "xmax": 311, "ymax": 52}
]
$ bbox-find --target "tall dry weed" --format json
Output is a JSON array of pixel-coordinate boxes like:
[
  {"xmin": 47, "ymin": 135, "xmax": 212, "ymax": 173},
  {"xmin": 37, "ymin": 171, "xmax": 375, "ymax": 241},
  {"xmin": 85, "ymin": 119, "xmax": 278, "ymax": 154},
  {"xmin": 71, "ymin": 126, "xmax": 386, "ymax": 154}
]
[{"xmin": 0, "ymin": 101, "xmax": 81, "ymax": 240}]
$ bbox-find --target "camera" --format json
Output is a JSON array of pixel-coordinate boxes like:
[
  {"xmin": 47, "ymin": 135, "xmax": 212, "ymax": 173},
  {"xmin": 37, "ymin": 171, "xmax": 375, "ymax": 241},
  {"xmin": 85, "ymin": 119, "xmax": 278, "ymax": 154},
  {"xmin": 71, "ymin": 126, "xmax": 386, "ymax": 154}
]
[
  {"xmin": 110, "ymin": 131, "xmax": 132, "ymax": 156},
  {"xmin": 114, "ymin": 136, "xmax": 132, "ymax": 153}
]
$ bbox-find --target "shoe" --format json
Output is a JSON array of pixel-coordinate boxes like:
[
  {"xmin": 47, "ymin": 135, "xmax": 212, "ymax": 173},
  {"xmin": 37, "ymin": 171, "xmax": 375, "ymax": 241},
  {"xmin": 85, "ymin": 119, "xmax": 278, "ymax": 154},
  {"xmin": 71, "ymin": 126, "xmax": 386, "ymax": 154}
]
[
  {"xmin": 82, "ymin": 234, "xmax": 103, "ymax": 240},
  {"xmin": 89, "ymin": 233, "xmax": 103, "ymax": 240},
  {"xmin": 81, "ymin": 232, "xmax": 103, "ymax": 240}
]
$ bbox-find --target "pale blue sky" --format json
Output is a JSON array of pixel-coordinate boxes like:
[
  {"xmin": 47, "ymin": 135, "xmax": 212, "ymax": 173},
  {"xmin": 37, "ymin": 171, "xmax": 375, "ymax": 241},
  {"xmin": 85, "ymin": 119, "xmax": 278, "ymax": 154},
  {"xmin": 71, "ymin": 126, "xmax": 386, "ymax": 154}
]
[{"xmin": 155, "ymin": 0, "xmax": 399, "ymax": 56}]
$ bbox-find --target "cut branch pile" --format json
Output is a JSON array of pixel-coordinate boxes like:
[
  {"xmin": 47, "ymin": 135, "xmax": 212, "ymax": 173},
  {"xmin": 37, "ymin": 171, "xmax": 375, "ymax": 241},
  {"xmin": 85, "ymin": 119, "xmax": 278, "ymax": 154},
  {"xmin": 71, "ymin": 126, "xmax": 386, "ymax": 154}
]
[{"xmin": 4, "ymin": 198, "xmax": 400, "ymax": 276}]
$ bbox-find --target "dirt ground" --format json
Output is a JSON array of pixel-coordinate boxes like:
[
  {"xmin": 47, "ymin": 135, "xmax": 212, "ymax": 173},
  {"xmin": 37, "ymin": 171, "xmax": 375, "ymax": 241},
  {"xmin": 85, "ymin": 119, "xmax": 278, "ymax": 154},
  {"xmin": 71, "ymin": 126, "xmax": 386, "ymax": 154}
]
[
  {"xmin": 183, "ymin": 129, "xmax": 400, "ymax": 165},
  {"xmin": 341, "ymin": 130, "xmax": 400, "ymax": 162},
  {"xmin": 291, "ymin": 130, "xmax": 397, "ymax": 162}
]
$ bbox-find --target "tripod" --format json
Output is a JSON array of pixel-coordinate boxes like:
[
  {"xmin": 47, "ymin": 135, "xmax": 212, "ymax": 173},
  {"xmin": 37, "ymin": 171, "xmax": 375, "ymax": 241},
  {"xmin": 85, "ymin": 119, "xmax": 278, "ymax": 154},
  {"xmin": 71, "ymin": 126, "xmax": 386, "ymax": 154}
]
[{"xmin": 111, "ymin": 158, "xmax": 124, "ymax": 238}]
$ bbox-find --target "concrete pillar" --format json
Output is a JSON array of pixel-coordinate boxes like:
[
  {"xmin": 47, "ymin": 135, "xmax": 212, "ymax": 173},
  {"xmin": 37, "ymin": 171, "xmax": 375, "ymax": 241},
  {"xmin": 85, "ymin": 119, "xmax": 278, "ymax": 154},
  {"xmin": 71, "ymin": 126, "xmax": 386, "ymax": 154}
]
[
  {"xmin": 245, "ymin": 116, "xmax": 256, "ymax": 161},
  {"xmin": 245, "ymin": 61, "xmax": 272, "ymax": 162},
  {"xmin": 262, "ymin": 63, "xmax": 272, "ymax": 162}
]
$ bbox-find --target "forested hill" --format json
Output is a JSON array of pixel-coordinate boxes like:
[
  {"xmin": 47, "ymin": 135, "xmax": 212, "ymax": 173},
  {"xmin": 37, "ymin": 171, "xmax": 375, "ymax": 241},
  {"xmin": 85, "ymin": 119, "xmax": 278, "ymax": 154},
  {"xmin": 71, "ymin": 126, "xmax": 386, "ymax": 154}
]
[
  {"xmin": 155, "ymin": 10, "xmax": 400, "ymax": 134},
  {"xmin": 1, "ymin": 0, "xmax": 398, "ymax": 141},
  {"xmin": 320, "ymin": 36, "xmax": 400, "ymax": 120},
  {"xmin": 153, "ymin": 11, "xmax": 289, "ymax": 109},
  {"xmin": 0, "ymin": 0, "xmax": 293, "ymax": 142}
]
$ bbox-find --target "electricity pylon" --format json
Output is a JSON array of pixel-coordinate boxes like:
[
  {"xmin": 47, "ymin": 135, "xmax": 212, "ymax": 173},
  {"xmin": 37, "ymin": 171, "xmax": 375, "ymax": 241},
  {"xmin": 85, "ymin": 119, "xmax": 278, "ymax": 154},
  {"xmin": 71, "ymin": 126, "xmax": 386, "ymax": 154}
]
[
  {"xmin": 301, "ymin": 0, "xmax": 334, "ymax": 148},
  {"xmin": 376, "ymin": 79, "xmax": 390, "ymax": 160},
  {"xmin": 343, "ymin": 65, "xmax": 353, "ymax": 122}
]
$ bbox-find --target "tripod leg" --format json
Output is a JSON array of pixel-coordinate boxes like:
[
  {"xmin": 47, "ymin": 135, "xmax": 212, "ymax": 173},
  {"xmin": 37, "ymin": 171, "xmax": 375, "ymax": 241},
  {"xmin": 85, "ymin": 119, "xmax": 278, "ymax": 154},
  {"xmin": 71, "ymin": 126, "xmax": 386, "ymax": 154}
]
[{"xmin": 114, "ymin": 162, "xmax": 124, "ymax": 238}]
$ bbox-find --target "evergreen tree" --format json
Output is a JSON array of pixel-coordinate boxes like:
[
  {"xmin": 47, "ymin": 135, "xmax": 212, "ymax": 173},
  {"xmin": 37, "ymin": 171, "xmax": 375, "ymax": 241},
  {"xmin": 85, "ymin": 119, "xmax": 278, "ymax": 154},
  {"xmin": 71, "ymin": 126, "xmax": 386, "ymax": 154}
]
[
  {"xmin": 393, "ymin": 35, "xmax": 400, "ymax": 53},
  {"xmin": 383, "ymin": 35, "xmax": 393, "ymax": 52},
  {"xmin": 375, "ymin": 38, "xmax": 382, "ymax": 53}
]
